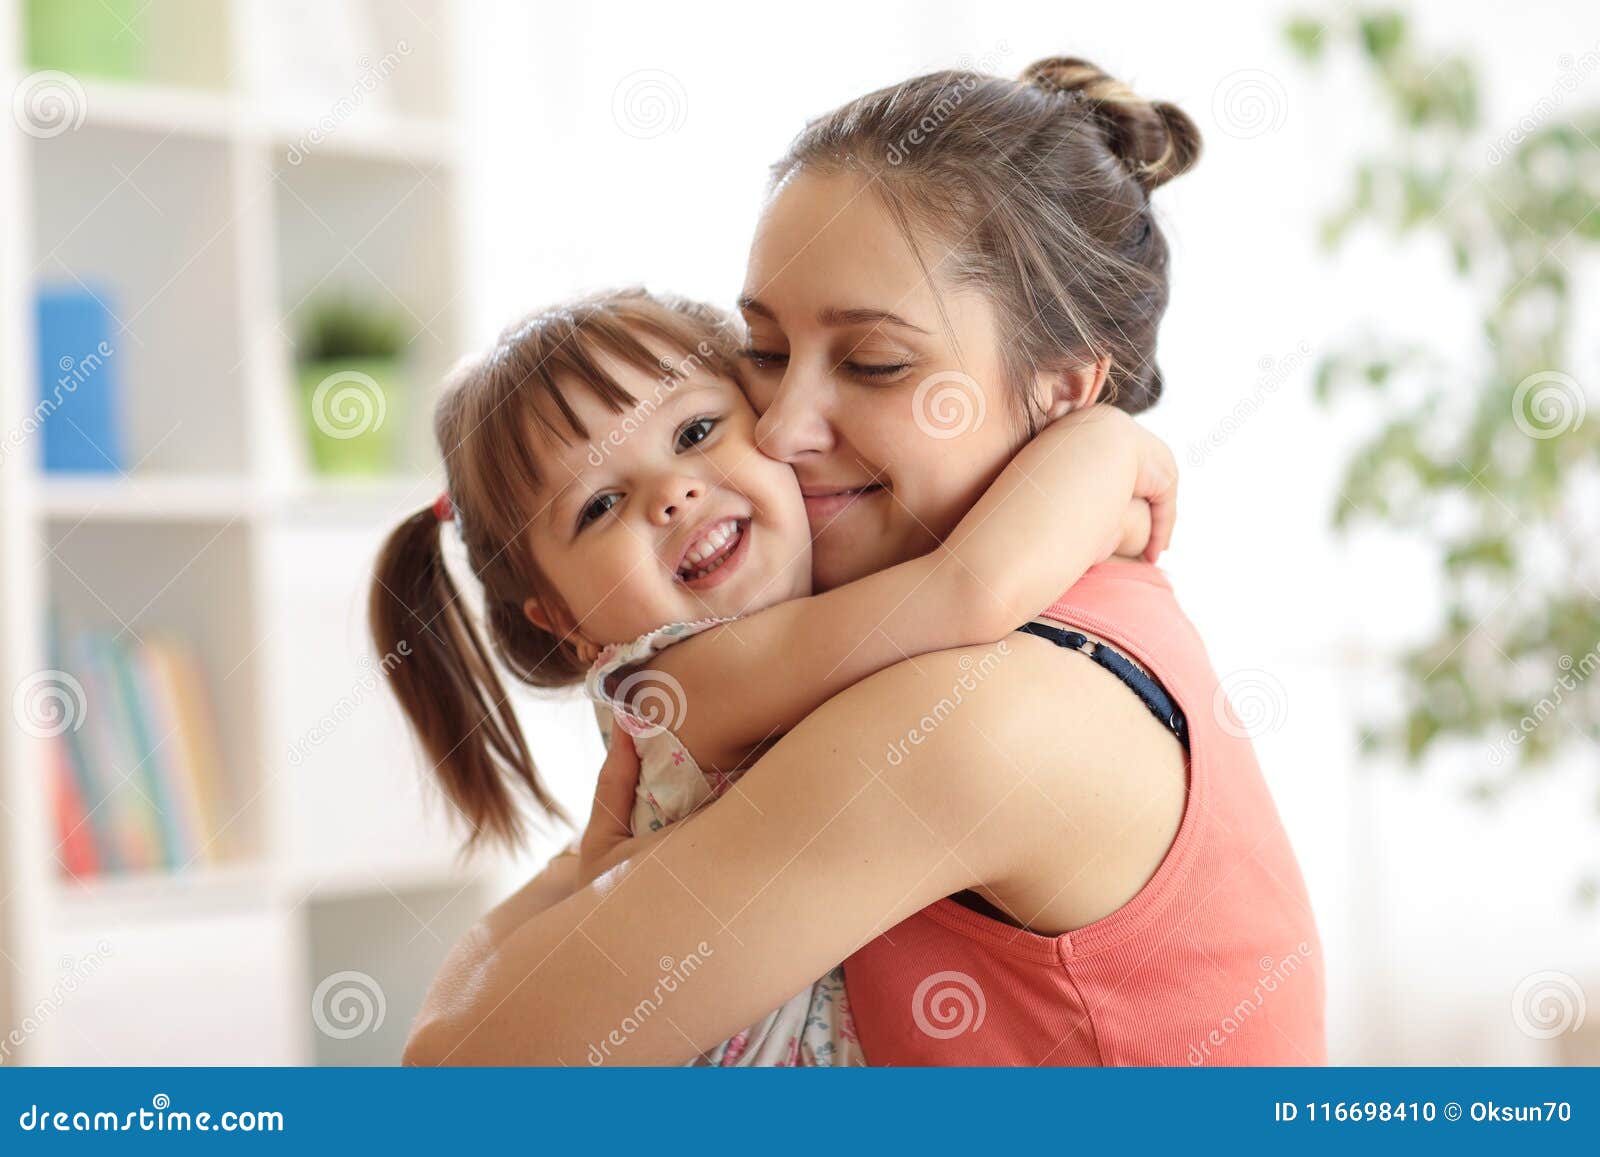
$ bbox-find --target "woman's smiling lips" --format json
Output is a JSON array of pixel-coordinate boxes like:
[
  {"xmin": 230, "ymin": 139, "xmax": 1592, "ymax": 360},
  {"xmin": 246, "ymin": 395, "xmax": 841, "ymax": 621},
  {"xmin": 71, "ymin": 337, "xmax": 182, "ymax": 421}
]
[{"xmin": 799, "ymin": 483, "xmax": 886, "ymax": 522}]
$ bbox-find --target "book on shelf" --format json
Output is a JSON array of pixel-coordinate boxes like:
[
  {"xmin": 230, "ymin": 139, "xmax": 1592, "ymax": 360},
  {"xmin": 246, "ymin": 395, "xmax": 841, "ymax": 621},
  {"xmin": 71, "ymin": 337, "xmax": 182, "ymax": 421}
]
[
  {"xmin": 35, "ymin": 285, "xmax": 126, "ymax": 474},
  {"xmin": 48, "ymin": 630, "xmax": 229, "ymax": 880}
]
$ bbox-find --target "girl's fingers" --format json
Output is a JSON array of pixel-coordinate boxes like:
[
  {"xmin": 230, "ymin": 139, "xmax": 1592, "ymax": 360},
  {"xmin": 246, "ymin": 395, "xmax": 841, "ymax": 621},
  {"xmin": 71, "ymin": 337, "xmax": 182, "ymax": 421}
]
[
  {"xmin": 583, "ymin": 724, "xmax": 640, "ymax": 853},
  {"xmin": 1145, "ymin": 477, "xmax": 1177, "ymax": 561}
]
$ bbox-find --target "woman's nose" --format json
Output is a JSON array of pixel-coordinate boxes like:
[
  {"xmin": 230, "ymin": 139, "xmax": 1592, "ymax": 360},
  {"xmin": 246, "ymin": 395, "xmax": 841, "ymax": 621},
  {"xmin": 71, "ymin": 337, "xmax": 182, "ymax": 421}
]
[
  {"xmin": 753, "ymin": 369, "xmax": 836, "ymax": 462},
  {"xmin": 647, "ymin": 475, "xmax": 705, "ymax": 525}
]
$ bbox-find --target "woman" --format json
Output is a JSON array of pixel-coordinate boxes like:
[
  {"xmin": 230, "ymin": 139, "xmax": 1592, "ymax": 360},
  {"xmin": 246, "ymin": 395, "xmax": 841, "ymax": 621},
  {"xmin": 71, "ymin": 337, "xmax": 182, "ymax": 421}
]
[{"xmin": 403, "ymin": 57, "xmax": 1325, "ymax": 1066}]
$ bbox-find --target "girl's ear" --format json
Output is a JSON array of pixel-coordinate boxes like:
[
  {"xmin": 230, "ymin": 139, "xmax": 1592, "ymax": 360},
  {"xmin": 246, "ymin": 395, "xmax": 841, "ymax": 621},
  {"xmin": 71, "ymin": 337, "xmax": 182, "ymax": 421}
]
[
  {"xmin": 523, "ymin": 596, "xmax": 601, "ymax": 666},
  {"xmin": 1032, "ymin": 355, "xmax": 1112, "ymax": 422},
  {"xmin": 522, "ymin": 595, "xmax": 555, "ymax": 635}
]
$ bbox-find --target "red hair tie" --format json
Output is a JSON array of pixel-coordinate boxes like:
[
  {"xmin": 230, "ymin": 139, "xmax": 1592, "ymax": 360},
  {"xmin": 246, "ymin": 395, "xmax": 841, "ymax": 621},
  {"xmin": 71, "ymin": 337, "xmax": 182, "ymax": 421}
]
[{"xmin": 432, "ymin": 492, "xmax": 454, "ymax": 523}]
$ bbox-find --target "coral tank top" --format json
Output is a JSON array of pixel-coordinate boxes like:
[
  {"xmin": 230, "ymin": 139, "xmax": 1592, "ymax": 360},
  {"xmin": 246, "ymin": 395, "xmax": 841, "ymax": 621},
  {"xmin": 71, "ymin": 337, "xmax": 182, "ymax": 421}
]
[{"xmin": 842, "ymin": 561, "xmax": 1326, "ymax": 1065}]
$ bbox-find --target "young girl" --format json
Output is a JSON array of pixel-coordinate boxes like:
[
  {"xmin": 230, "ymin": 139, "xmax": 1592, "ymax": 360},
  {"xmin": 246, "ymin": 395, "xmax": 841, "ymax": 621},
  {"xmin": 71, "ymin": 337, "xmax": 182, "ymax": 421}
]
[{"xmin": 371, "ymin": 287, "xmax": 1176, "ymax": 1065}]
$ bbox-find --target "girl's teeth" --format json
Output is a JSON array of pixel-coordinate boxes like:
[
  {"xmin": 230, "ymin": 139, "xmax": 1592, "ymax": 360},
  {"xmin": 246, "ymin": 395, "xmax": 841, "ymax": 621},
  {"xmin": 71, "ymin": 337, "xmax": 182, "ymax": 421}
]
[{"xmin": 678, "ymin": 520, "xmax": 741, "ymax": 580}]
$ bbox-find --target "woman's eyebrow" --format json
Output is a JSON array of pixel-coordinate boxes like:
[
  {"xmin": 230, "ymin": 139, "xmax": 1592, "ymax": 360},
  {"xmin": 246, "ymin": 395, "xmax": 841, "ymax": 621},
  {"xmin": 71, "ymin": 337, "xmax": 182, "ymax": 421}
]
[
  {"xmin": 737, "ymin": 295, "xmax": 928, "ymax": 335},
  {"xmin": 817, "ymin": 306, "xmax": 929, "ymax": 334}
]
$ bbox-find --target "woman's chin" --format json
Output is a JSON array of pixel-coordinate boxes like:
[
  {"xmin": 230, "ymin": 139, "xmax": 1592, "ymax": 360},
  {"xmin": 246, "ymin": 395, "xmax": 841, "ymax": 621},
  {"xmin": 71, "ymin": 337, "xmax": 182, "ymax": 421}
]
[{"xmin": 810, "ymin": 535, "xmax": 901, "ymax": 593}]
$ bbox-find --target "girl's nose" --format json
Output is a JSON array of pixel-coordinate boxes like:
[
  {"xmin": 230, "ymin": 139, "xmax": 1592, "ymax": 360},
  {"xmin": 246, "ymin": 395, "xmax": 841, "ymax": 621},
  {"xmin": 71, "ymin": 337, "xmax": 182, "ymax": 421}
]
[
  {"xmin": 753, "ymin": 368, "xmax": 836, "ymax": 462},
  {"xmin": 648, "ymin": 475, "xmax": 705, "ymax": 525}
]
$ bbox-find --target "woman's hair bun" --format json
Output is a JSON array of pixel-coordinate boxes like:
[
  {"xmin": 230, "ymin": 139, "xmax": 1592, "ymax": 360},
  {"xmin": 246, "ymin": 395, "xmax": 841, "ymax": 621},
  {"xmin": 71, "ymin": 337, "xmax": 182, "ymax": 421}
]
[{"xmin": 1019, "ymin": 56, "xmax": 1201, "ymax": 193}]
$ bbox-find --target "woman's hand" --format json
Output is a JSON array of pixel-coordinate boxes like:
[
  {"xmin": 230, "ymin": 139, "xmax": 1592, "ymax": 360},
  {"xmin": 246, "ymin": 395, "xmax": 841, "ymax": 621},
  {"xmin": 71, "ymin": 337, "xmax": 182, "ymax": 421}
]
[{"xmin": 576, "ymin": 724, "xmax": 643, "ymax": 888}]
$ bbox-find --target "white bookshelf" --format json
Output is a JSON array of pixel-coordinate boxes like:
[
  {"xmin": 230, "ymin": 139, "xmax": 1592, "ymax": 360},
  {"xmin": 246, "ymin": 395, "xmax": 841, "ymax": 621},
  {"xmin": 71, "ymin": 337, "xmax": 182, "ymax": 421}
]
[{"xmin": 0, "ymin": 0, "xmax": 489, "ymax": 1064}]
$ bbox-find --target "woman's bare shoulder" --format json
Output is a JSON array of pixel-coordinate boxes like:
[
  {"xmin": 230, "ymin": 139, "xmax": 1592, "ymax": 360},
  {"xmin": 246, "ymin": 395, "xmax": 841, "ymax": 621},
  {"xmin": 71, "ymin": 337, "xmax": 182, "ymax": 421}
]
[{"xmin": 835, "ymin": 632, "xmax": 1187, "ymax": 927}]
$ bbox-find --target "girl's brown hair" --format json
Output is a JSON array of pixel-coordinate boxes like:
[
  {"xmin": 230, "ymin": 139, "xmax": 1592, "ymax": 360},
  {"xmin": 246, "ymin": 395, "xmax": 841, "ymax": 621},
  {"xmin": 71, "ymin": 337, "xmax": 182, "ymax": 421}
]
[
  {"xmin": 370, "ymin": 289, "xmax": 743, "ymax": 851},
  {"xmin": 772, "ymin": 55, "xmax": 1201, "ymax": 426}
]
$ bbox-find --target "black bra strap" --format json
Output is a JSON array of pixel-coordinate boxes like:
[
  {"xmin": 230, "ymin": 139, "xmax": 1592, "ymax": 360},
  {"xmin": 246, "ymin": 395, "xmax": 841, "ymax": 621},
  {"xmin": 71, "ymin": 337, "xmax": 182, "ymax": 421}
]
[{"xmin": 1016, "ymin": 621, "xmax": 1189, "ymax": 748}]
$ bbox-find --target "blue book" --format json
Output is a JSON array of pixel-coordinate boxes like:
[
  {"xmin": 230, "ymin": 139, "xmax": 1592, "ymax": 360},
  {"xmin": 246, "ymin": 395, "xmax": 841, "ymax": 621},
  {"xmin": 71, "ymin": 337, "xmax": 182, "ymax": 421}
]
[{"xmin": 35, "ymin": 286, "xmax": 125, "ymax": 473}]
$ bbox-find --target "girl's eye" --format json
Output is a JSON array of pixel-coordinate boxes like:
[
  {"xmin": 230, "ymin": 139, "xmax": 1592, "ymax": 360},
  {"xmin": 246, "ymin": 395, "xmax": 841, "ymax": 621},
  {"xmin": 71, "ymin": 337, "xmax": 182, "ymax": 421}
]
[
  {"xmin": 578, "ymin": 492, "xmax": 619, "ymax": 528},
  {"xmin": 740, "ymin": 349, "xmax": 788, "ymax": 371},
  {"xmin": 676, "ymin": 416, "xmax": 718, "ymax": 451}
]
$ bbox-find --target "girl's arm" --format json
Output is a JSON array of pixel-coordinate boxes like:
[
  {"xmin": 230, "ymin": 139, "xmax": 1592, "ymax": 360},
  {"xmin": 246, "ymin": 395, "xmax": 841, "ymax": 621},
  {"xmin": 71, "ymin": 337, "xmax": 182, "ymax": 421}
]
[
  {"xmin": 404, "ymin": 636, "xmax": 1179, "ymax": 1065},
  {"xmin": 650, "ymin": 404, "xmax": 1175, "ymax": 767}
]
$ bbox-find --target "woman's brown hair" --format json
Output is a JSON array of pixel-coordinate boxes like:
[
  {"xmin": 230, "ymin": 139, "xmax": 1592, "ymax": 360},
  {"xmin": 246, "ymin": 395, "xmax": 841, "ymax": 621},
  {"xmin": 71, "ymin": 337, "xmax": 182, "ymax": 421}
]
[
  {"xmin": 772, "ymin": 55, "xmax": 1201, "ymax": 425},
  {"xmin": 369, "ymin": 289, "xmax": 743, "ymax": 851}
]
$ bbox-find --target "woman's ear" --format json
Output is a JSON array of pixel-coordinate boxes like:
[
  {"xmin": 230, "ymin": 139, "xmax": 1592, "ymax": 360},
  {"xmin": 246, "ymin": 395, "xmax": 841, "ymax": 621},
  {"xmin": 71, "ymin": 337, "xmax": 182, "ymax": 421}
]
[
  {"xmin": 524, "ymin": 596, "xmax": 601, "ymax": 666},
  {"xmin": 1032, "ymin": 356, "xmax": 1112, "ymax": 422}
]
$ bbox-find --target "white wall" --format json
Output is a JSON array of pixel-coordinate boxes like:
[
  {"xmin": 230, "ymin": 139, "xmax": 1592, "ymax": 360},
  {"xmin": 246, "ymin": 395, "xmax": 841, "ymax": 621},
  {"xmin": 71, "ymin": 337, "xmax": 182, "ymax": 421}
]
[{"xmin": 456, "ymin": 0, "xmax": 1600, "ymax": 1063}]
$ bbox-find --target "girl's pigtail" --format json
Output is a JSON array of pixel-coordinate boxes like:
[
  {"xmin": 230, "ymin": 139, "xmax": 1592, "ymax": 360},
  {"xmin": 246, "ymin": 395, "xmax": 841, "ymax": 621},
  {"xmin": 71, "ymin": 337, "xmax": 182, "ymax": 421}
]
[{"xmin": 370, "ymin": 506, "xmax": 568, "ymax": 851}]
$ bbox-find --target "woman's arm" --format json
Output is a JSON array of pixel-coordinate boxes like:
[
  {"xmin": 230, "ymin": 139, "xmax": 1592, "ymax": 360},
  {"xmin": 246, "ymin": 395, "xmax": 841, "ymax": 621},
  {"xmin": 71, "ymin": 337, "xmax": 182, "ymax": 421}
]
[
  {"xmin": 652, "ymin": 406, "xmax": 1175, "ymax": 766},
  {"xmin": 403, "ymin": 637, "xmax": 1156, "ymax": 1065}
]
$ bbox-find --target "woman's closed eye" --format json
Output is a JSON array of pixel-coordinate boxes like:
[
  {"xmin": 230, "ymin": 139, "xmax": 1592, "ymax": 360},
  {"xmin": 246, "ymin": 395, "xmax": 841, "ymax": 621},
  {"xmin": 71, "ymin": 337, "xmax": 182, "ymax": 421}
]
[
  {"xmin": 739, "ymin": 348, "xmax": 787, "ymax": 372},
  {"xmin": 841, "ymin": 359, "xmax": 912, "ymax": 381}
]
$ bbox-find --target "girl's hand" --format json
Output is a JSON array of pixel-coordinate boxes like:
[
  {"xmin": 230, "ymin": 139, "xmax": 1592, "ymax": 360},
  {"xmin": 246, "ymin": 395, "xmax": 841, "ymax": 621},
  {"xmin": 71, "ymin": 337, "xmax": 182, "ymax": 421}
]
[
  {"xmin": 576, "ymin": 725, "xmax": 642, "ymax": 888},
  {"xmin": 1129, "ymin": 420, "xmax": 1179, "ymax": 562}
]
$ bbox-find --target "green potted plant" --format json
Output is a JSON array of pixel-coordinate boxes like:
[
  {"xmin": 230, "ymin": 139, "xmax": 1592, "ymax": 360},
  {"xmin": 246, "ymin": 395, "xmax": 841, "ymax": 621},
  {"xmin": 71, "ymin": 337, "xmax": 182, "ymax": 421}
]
[
  {"xmin": 295, "ymin": 296, "xmax": 409, "ymax": 476},
  {"xmin": 26, "ymin": 0, "xmax": 145, "ymax": 82}
]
